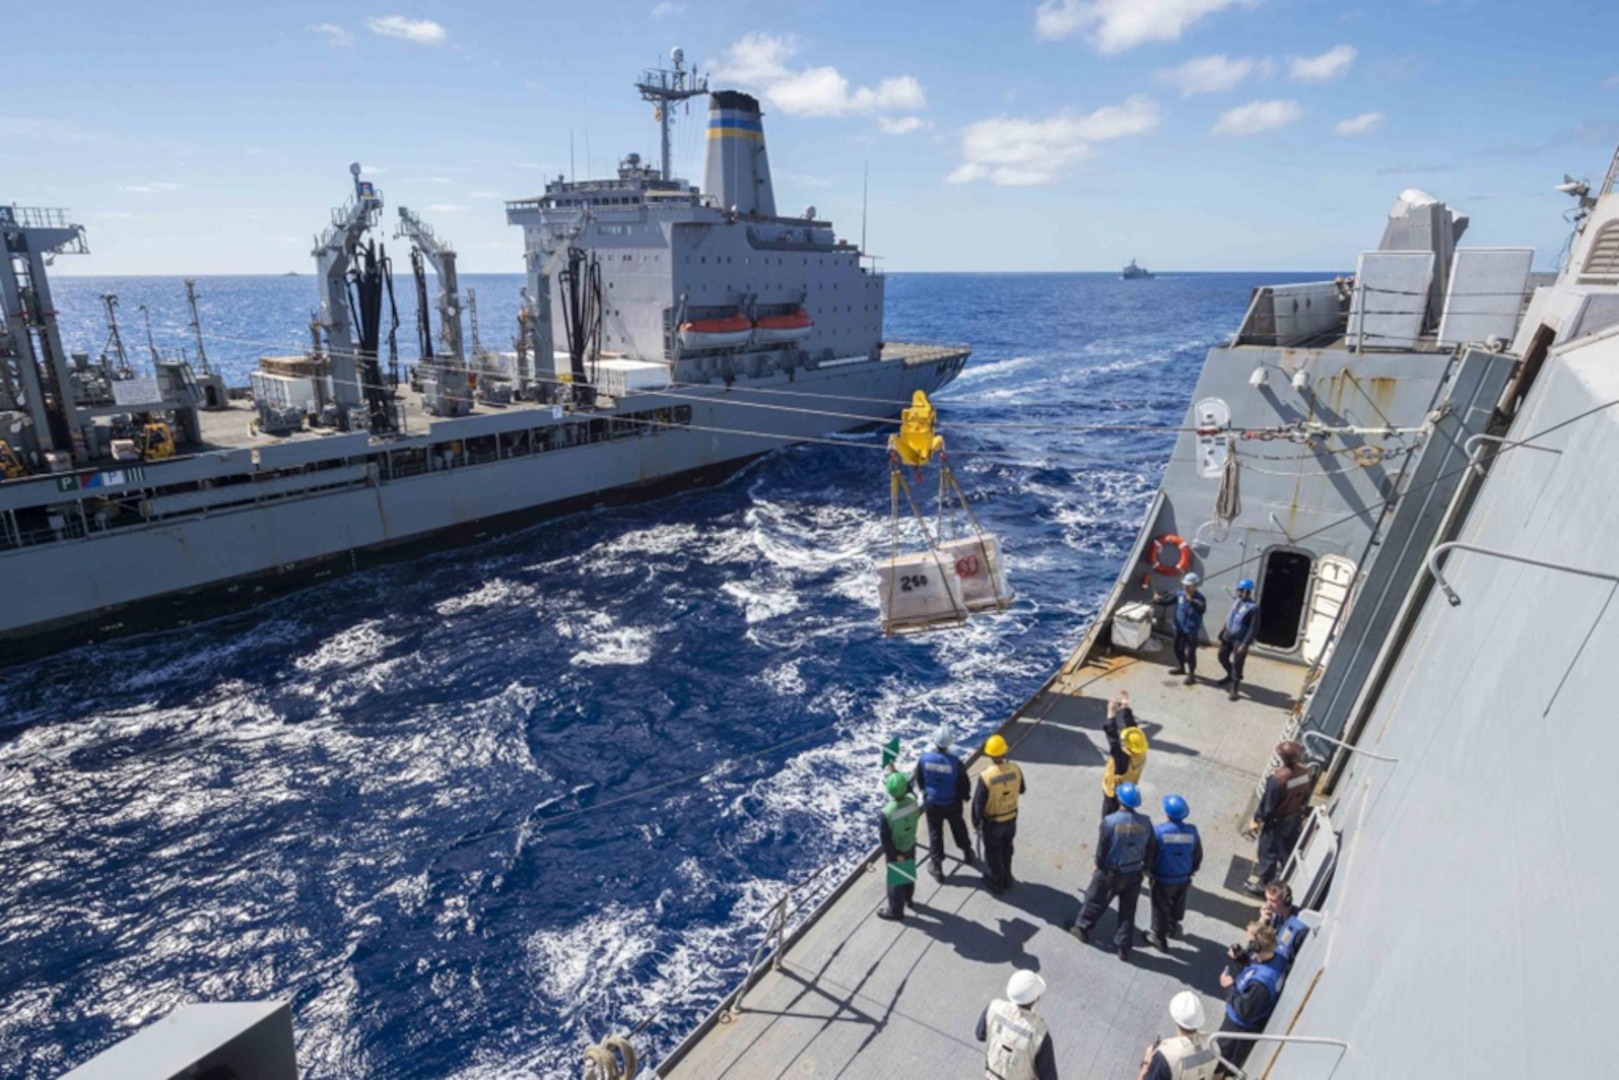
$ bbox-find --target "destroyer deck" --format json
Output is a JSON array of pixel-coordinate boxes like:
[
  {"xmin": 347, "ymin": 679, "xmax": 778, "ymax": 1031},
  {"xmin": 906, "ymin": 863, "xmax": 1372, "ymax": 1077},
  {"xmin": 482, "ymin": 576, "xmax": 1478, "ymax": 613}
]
[{"xmin": 658, "ymin": 645, "xmax": 1302, "ymax": 1078}]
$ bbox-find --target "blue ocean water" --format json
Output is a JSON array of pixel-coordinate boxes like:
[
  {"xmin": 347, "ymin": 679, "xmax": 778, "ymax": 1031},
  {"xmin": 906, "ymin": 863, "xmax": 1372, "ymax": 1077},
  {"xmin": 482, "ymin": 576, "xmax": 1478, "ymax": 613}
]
[{"xmin": 0, "ymin": 271, "xmax": 1303, "ymax": 1078}]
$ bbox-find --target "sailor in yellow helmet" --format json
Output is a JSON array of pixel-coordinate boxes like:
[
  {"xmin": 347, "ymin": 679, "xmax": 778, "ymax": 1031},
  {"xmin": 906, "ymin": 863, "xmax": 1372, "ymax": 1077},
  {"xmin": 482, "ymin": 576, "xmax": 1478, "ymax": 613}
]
[
  {"xmin": 1101, "ymin": 691, "xmax": 1150, "ymax": 818},
  {"xmin": 971, "ymin": 732, "xmax": 1026, "ymax": 895}
]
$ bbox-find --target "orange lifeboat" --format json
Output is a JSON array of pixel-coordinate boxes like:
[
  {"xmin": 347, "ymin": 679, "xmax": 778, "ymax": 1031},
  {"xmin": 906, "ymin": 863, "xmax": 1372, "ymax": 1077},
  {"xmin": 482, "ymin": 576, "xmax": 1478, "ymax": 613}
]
[
  {"xmin": 752, "ymin": 308, "xmax": 814, "ymax": 345},
  {"xmin": 678, "ymin": 312, "xmax": 753, "ymax": 349}
]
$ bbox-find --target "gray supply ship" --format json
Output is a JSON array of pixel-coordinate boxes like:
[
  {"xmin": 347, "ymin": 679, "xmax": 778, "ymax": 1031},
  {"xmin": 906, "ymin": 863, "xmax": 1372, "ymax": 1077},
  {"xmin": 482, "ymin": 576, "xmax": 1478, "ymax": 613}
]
[
  {"xmin": 0, "ymin": 55, "xmax": 967, "ymax": 662},
  {"xmin": 56, "ymin": 144, "xmax": 1619, "ymax": 1080},
  {"xmin": 1122, "ymin": 257, "xmax": 1154, "ymax": 279}
]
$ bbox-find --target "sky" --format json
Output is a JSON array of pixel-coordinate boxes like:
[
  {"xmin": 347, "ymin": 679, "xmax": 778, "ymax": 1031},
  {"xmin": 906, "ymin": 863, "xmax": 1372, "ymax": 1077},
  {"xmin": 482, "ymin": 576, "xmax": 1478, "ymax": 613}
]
[{"xmin": 8, "ymin": 0, "xmax": 1619, "ymax": 275}]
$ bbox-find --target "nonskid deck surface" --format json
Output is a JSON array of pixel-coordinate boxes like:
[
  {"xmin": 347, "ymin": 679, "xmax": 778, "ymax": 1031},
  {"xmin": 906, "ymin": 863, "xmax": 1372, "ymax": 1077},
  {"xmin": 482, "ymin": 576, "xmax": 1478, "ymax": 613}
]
[{"xmin": 660, "ymin": 645, "xmax": 1298, "ymax": 1079}]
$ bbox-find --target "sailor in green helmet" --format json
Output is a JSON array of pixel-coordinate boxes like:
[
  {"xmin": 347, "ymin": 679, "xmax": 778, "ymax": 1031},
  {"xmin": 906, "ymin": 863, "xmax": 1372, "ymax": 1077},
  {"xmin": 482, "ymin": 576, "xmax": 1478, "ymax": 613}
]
[{"xmin": 877, "ymin": 770, "xmax": 922, "ymax": 921}]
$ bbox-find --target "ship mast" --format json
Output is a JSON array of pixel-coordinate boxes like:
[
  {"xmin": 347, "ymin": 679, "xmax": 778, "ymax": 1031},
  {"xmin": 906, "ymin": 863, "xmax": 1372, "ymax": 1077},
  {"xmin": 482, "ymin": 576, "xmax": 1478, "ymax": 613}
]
[{"xmin": 634, "ymin": 47, "xmax": 708, "ymax": 182}]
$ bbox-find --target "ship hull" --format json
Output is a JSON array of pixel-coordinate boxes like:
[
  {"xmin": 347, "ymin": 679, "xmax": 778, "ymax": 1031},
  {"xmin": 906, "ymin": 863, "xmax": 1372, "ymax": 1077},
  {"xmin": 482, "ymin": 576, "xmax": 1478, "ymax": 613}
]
[{"xmin": 0, "ymin": 348, "xmax": 967, "ymax": 662}]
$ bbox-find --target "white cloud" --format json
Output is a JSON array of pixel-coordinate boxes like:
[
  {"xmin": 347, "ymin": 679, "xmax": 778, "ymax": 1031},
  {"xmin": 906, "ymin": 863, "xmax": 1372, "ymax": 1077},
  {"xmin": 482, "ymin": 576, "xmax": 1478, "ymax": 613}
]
[
  {"xmin": 1153, "ymin": 54, "xmax": 1256, "ymax": 96},
  {"xmin": 1333, "ymin": 111, "xmax": 1385, "ymax": 136},
  {"xmin": 650, "ymin": 1, "xmax": 685, "ymax": 15},
  {"xmin": 710, "ymin": 34, "xmax": 926, "ymax": 118},
  {"xmin": 948, "ymin": 95, "xmax": 1161, "ymax": 186},
  {"xmin": 877, "ymin": 116, "xmax": 927, "ymax": 135},
  {"xmin": 120, "ymin": 181, "xmax": 182, "ymax": 194},
  {"xmin": 1035, "ymin": 0, "xmax": 1260, "ymax": 53},
  {"xmin": 309, "ymin": 23, "xmax": 352, "ymax": 46},
  {"xmin": 1289, "ymin": 44, "xmax": 1357, "ymax": 82},
  {"xmin": 1601, "ymin": 73, "xmax": 1619, "ymax": 90},
  {"xmin": 92, "ymin": 211, "xmax": 145, "ymax": 220},
  {"xmin": 468, "ymin": 190, "xmax": 505, "ymax": 200},
  {"xmin": 425, "ymin": 204, "xmax": 466, "ymax": 213},
  {"xmin": 366, "ymin": 16, "xmax": 447, "ymax": 45},
  {"xmin": 1211, "ymin": 98, "xmax": 1302, "ymax": 136}
]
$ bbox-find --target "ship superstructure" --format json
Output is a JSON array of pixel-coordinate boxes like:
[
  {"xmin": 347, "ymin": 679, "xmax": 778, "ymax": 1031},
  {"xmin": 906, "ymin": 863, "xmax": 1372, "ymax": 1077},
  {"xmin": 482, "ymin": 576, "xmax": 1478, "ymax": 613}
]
[{"xmin": 0, "ymin": 56, "xmax": 968, "ymax": 660}]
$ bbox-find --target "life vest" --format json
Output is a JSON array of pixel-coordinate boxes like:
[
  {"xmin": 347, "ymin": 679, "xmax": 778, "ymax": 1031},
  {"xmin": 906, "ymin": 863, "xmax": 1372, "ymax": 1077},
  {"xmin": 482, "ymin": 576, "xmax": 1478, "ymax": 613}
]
[
  {"xmin": 883, "ymin": 795, "xmax": 921, "ymax": 889},
  {"xmin": 1272, "ymin": 765, "xmax": 1312, "ymax": 821},
  {"xmin": 1101, "ymin": 809, "xmax": 1152, "ymax": 873},
  {"xmin": 884, "ymin": 795, "xmax": 921, "ymax": 854},
  {"xmin": 1225, "ymin": 598, "xmax": 1258, "ymax": 640},
  {"xmin": 983, "ymin": 998, "xmax": 1048, "ymax": 1080},
  {"xmin": 1225, "ymin": 958, "xmax": 1283, "ymax": 1027},
  {"xmin": 1276, "ymin": 914, "xmax": 1311, "ymax": 966},
  {"xmin": 1102, "ymin": 726, "xmax": 1147, "ymax": 797},
  {"xmin": 918, "ymin": 748, "xmax": 962, "ymax": 807},
  {"xmin": 981, "ymin": 762, "xmax": 1023, "ymax": 823},
  {"xmin": 1156, "ymin": 1032, "xmax": 1218, "ymax": 1080},
  {"xmin": 1151, "ymin": 820, "xmax": 1200, "ymax": 884}
]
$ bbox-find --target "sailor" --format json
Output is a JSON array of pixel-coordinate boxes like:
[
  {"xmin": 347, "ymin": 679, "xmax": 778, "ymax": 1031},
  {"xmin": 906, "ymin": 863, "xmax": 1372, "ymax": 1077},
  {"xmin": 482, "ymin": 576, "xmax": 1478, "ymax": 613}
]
[
  {"xmin": 1101, "ymin": 692, "xmax": 1149, "ymax": 818},
  {"xmin": 1138, "ymin": 991, "xmax": 1219, "ymax": 1080},
  {"xmin": 912, "ymin": 724, "xmax": 976, "ymax": 881},
  {"xmin": 876, "ymin": 771, "xmax": 921, "ymax": 922},
  {"xmin": 1154, "ymin": 572, "xmax": 1208, "ymax": 685},
  {"xmin": 1069, "ymin": 781, "xmax": 1157, "ymax": 961},
  {"xmin": 1261, "ymin": 882, "xmax": 1312, "ymax": 969},
  {"xmin": 975, "ymin": 970, "xmax": 1058, "ymax": 1080},
  {"xmin": 1242, "ymin": 741, "xmax": 1312, "ymax": 895},
  {"xmin": 1144, "ymin": 793, "xmax": 1203, "ymax": 951},
  {"xmin": 1217, "ymin": 922, "xmax": 1284, "ymax": 1075},
  {"xmin": 1215, "ymin": 579, "xmax": 1260, "ymax": 701},
  {"xmin": 972, "ymin": 734, "xmax": 1026, "ymax": 895}
]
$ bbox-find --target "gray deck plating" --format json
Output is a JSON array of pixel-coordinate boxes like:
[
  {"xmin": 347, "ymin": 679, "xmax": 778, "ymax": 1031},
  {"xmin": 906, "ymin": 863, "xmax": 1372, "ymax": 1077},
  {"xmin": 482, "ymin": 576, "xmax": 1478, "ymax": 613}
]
[{"xmin": 657, "ymin": 647, "xmax": 1299, "ymax": 1078}]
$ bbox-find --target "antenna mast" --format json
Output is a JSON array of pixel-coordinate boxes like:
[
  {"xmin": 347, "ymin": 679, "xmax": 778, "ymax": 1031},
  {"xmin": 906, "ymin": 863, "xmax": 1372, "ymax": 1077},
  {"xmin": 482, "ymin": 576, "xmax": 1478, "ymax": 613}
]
[
  {"xmin": 184, "ymin": 278, "xmax": 212, "ymax": 375},
  {"xmin": 635, "ymin": 47, "xmax": 709, "ymax": 182},
  {"xmin": 100, "ymin": 294, "xmax": 133, "ymax": 378},
  {"xmin": 137, "ymin": 304, "xmax": 161, "ymax": 368},
  {"xmin": 861, "ymin": 159, "xmax": 869, "ymax": 256}
]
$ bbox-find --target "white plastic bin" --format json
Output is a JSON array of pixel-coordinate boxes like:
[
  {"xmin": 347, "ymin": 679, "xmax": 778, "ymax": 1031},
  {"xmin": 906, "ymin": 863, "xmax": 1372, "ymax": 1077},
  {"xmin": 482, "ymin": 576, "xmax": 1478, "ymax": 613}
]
[
  {"xmin": 878, "ymin": 551, "xmax": 968, "ymax": 631},
  {"xmin": 1112, "ymin": 602, "xmax": 1156, "ymax": 651},
  {"xmin": 937, "ymin": 535, "xmax": 1013, "ymax": 612}
]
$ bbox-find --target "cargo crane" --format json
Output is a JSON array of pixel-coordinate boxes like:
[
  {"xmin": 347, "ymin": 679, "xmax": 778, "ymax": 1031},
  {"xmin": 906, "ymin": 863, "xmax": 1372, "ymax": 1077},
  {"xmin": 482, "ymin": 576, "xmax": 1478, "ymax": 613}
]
[
  {"xmin": 313, "ymin": 163, "xmax": 385, "ymax": 430},
  {"xmin": 396, "ymin": 207, "xmax": 470, "ymax": 417},
  {"xmin": 1, "ymin": 205, "xmax": 89, "ymax": 461}
]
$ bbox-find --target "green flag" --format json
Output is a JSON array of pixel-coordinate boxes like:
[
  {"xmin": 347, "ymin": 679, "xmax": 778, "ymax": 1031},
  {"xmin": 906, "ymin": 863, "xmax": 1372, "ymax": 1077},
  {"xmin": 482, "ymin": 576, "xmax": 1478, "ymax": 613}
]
[
  {"xmin": 887, "ymin": 857, "xmax": 917, "ymax": 888},
  {"xmin": 881, "ymin": 736, "xmax": 900, "ymax": 770}
]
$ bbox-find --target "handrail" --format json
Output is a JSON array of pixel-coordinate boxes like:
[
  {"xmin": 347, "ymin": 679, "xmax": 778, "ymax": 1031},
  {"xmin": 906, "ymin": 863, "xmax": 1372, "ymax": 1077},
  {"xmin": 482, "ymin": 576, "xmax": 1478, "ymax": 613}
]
[
  {"xmin": 1301, "ymin": 729, "xmax": 1399, "ymax": 765},
  {"xmin": 722, "ymin": 856, "xmax": 843, "ymax": 1020},
  {"xmin": 1207, "ymin": 1031, "xmax": 1351, "ymax": 1078},
  {"xmin": 1425, "ymin": 540, "xmax": 1619, "ymax": 606},
  {"xmin": 1462, "ymin": 432, "xmax": 1562, "ymax": 477}
]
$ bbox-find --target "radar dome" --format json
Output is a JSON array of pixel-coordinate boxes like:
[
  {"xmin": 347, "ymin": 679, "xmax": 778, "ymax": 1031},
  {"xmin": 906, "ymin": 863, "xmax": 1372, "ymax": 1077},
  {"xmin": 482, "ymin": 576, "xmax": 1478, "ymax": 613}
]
[{"xmin": 671, "ymin": 46, "xmax": 685, "ymax": 67}]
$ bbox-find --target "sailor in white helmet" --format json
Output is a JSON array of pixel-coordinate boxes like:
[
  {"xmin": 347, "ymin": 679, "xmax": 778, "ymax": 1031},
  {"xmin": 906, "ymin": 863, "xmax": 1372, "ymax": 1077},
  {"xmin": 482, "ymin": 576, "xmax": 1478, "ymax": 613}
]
[
  {"xmin": 1138, "ymin": 990, "xmax": 1218, "ymax": 1079},
  {"xmin": 974, "ymin": 969, "xmax": 1057, "ymax": 1080}
]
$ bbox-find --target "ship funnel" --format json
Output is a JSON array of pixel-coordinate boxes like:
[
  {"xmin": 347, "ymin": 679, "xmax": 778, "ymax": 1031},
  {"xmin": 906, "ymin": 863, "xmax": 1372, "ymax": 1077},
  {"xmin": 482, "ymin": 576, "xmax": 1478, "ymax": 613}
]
[{"xmin": 704, "ymin": 90, "xmax": 776, "ymax": 218}]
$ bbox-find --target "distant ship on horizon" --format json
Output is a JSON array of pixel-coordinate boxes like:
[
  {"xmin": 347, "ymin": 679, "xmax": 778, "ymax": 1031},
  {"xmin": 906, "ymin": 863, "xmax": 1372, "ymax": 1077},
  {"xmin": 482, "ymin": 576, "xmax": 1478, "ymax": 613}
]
[{"xmin": 1121, "ymin": 258, "xmax": 1154, "ymax": 279}]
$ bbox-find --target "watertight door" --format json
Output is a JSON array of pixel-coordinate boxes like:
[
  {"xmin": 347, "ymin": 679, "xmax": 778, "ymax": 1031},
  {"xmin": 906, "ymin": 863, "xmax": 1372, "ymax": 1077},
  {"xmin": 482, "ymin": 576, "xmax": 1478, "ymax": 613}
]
[{"xmin": 1301, "ymin": 555, "xmax": 1356, "ymax": 665}]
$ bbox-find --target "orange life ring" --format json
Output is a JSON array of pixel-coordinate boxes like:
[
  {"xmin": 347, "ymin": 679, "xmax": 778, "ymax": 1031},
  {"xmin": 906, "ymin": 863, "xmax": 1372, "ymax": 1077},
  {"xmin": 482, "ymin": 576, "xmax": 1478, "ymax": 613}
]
[{"xmin": 1148, "ymin": 534, "xmax": 1193, "ymax": 577}]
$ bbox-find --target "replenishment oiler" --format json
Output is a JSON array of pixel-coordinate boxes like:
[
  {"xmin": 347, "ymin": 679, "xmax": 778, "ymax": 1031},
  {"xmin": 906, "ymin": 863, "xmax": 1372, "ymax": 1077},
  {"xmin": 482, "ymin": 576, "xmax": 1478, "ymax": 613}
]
[{"xmin": 0, "ymin": 53, "xmax": 967, "ymax": 662}]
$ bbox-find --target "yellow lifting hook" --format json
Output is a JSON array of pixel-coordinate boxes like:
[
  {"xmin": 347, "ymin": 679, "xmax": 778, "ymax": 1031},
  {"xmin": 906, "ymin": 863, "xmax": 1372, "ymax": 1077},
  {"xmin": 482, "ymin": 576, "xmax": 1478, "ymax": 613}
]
[{"xmin": 888, "ymin": 390, "xmax": 945, "ymax": 467}]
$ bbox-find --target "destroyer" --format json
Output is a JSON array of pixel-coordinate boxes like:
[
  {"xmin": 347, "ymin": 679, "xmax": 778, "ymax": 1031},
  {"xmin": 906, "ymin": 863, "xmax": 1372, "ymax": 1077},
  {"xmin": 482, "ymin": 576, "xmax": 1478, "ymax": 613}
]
[{"xmin": 0, "ymin": 52, "xmax": 968, "ymax": 661}]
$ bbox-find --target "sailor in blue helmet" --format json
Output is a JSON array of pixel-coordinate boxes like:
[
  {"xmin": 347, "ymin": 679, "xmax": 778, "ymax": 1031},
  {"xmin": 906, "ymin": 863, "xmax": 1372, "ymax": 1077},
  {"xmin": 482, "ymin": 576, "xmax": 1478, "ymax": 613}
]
[
  {"xmin": 1144, "ymin": 793, "xmax": 1203, "ymax": 951},
  {"xmin": 1153, "ymin": 571, "xmax": 1208, "ymax": 685},
  {"xmin": 1068, "ymin": 781, "xmax": 1157, "ymax": 962},
  {"xmin": 911, "ymin": 724, "xmax": 976, "ymax": 881},
  {"xmin": 1216, "ymin": 578, "xmax": 1260, "ymax": 702}
]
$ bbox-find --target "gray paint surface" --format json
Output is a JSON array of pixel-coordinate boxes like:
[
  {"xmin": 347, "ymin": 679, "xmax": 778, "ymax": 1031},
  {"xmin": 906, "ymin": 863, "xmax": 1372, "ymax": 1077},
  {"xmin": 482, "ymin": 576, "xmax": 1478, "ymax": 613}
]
[{"xmin": 1262, "ymin": 329, "xmax": 1619, "ymax": 1078}]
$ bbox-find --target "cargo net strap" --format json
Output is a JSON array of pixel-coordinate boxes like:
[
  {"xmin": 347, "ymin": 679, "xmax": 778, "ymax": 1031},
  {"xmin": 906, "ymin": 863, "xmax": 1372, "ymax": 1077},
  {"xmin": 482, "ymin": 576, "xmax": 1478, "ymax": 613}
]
[{"xmin": 881, "ymin": 454, "xmax": 1011, "ymax": 636}]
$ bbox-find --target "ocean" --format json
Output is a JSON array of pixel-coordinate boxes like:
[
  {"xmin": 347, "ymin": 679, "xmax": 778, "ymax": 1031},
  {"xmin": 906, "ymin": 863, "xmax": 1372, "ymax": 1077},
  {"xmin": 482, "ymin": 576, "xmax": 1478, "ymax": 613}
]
[{"xmin": 0, "ymin": 270, "xmax": 1307, "ymax": 1077}]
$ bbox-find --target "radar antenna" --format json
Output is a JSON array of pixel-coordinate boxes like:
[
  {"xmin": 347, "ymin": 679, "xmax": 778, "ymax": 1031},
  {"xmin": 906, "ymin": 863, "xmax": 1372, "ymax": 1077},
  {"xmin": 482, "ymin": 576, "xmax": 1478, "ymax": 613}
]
[{"xmin": 635, "ymin": 46, "xmax": 708, "ymax": 183}]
